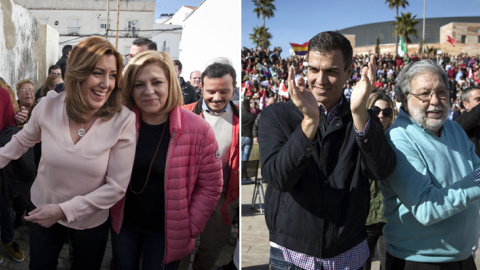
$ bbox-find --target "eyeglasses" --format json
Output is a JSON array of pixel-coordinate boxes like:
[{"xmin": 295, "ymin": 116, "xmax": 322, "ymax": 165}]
[
  {"xmin": 370, "ymin": 106, "xmax": 393, "ymax": 117},
  {"xmin": 125, "ymin": 54, "xmax": 134, "ymax": 60},
  {"xmin": 19, "ymin": 89, "xmax": 35, "ymax": 94},
  {"xmin": 409, "ymin": 90, "xmax": 448, "ymax": 102}
]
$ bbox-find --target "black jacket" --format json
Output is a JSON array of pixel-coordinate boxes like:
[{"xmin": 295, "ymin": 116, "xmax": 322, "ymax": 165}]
[
  {"xmin": 180, "ymin": 77, "xmax": 197, "ymax": 105},
  {"xmin": 258, "ymin": 98, "xmax": 396, "ymax": 258},
  {"xmin": 241, "ymin": 110, "xmax": 256, "ymax": 138},
  {"xmin": 55, "ymin": 55, "xmax": 68, "ymax": 80},
  {"xmin": 456, "ymin": 103, "xmax": 480, "ymax": 157},
  {"xmin": 0, "ymin": 126, "xmax": 36, "ymax": 211}
]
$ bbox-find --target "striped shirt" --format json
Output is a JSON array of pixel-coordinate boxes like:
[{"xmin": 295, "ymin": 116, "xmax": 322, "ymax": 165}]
[{"xmin": 272, "ymin": 240, "xmax": 369, "ymax": 270}]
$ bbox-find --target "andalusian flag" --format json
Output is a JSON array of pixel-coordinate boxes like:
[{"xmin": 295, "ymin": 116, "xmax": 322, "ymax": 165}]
[
  {"xmin": 398, "ymin": 36, "xmax": 407, "ymax": 57},
  {"xmin": 289, "ymin": 42, "xmax": 309, "ymax": 56}
]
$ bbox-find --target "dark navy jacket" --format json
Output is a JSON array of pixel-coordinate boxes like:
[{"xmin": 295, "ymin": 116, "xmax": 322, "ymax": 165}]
[{"xmin": 259, "ymin": 97, "xmax": 396, "ymax": 258}]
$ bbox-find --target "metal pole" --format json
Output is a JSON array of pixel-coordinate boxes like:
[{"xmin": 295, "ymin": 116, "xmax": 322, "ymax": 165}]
[
  {"xmin": 115, "ymin": 0, "xmax": 120, "ymax": 49},
  {"xmin": 105, "ymin": 0, "xmax": 110, "ymax": 38},
  {"xmin": 422, "ymin": 0, "xmax": 426, "ymax": 54}
]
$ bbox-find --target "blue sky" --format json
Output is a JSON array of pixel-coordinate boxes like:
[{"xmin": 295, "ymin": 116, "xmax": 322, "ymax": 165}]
[
  {"xmin": 154, "ymin": 0, "xmax": 204, "ymax": 19},
  {"xmin": 242, "ymin": 0, "xmax": 480, "ymax": 58}
]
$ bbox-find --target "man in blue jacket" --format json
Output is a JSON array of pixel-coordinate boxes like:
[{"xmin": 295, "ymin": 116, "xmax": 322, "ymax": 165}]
[
  {"xmin": 258, "ymin": 31, "xmax": 396, "ymax": 269},
  {"xmin": 379, "ymin": 60, "xmax": 480, "ymax": 269}
]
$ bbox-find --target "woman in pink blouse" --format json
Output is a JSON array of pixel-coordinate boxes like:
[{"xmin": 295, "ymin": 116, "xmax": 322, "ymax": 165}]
[
  {"xmin": 110, "ymin": 51, "xmax": 223, "ymax": 269},
  {"xmin": 0, "ymin": 37, "xmax": 136, "ymax": 269}
]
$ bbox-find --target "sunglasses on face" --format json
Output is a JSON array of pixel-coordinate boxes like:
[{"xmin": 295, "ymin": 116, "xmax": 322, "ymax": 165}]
[{"xmin": 370, "ymin": 106, "xmax": 393, "ymax": 117}]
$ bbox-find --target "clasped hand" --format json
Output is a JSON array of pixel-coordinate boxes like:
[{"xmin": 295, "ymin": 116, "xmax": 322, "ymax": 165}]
[
  {"xmin": 15, "ymin": 106, "xmax": 29, "ymax": 125},
  {"xmin": 24, "ymin": 204, "xmax": 66, "ymax": 228}
]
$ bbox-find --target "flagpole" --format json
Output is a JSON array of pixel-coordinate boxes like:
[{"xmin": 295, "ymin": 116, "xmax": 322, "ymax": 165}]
[
  {"xmin": 105, "ymin": 0, "xmax": 110, "ymax": 39},
  {"xmin": 115, "ymin": 0, "xmax": 120, "ymax": 49},
  {"xmin": 422, "ymin": 0, "xmax": 426, "ymax": 55}
]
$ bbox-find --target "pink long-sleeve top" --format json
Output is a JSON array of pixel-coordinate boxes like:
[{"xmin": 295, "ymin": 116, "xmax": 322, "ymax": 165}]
[{"xmin": 0, "ymin": 91, "xmax": 136, "ymax": 229}]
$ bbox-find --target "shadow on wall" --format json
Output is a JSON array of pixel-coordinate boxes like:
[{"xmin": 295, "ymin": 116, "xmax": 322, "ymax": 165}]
[{"xmin": 0, "ymin": 0, "xmax": 42, "ymax": 87}]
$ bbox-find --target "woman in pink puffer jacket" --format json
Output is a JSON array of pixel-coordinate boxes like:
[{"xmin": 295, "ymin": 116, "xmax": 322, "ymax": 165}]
[{"xmin": 110, "ymin": 50, "xmax": 223, "ymax": 269}]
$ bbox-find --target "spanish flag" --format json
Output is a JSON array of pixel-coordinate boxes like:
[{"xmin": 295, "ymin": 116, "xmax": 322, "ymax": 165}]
[{"xmin": 289, "ymin": 42, "xmax": 309, "ymax": 56}]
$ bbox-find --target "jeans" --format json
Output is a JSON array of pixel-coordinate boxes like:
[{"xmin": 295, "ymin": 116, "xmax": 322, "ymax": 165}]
[
  {"xmin": 270, "ymin": 246, "xmax": 305, "ymax": 270},
  {"xmin": 0, "ymin": 206, "xmax": 15, "ymax": 244},
  {"xmin": 29, "ymin": 218, "xmax": 109, "ymax": 270},
  {"xmin": 241, "ymin": 137, "xmax": 253, "ymax": 162},
  {"xmin": 111, "ymin": 221, "xmax": 178, "ymax": 270},
  {"xmin": 386, "ymin": 251, "xmax": 476, "ymax": 270}
]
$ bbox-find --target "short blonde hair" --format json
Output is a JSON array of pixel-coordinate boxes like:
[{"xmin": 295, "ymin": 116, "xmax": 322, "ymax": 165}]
[
  {"xmin": 65, "ymin": 36, "xmax": 124, "ymax": 123},
  {"xmin": 123, "ymin": 51, "xmax": 183, "ymax": 112},
  {"xmin": 16, "ymin": 79, "xmax": 35, "ymax": 94}
]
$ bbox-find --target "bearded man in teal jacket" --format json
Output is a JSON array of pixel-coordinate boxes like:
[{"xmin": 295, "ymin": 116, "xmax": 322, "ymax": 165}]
[{"xmin": 380, "ymin": 59, "xmax": 480, "ymax": 269}]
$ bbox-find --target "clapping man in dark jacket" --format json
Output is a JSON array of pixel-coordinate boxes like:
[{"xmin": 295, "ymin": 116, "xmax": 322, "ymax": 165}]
[{"xmin": 258, "ymin": 31, "xmax": 396, "ymax": 269}]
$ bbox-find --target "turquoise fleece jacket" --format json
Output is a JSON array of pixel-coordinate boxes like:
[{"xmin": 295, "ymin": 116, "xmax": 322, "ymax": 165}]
[{"xmin": 379, "ymin": 108, "xmax": 480, "ymax": 263}]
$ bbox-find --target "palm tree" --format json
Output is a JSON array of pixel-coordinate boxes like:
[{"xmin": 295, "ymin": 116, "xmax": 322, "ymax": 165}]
[
  {"xmin": 252, "ymin": 0, "xmax": 275, "ymax": 49},
  {"xmin": 385, "ymin": 0, "xmax": 409, "ymax": 55},
  {"xmin": 375, "ymin": 36, "xmax": 380, "ymax": 54},
  {"xmin": 253, "ymin": 0, "xmax": 276, "ymax": 29},
  {"xmin": 393, "ymin": 12, "xmax": 419, "ymax": 49},
  {"xmin": 425, "ymin": 45, "xmax": 438, "ymax": 57},
  {"xmin": 249, "ymin": 26, "xmax": 272, "ymax": 49},
  {"xmin": 417, "ymin": 36, "xmax": 424, "ymax": 54}
]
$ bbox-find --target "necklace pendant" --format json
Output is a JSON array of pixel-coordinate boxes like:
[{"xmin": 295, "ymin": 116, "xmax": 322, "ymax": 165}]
[{"xmin": 78, "ymin": 127, "xmax": 86, "ymax": 137}]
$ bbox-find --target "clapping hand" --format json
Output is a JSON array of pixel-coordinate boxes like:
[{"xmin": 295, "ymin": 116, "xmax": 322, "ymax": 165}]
[
  {"xmin": 350, "ymin": 55, "xmax": 376, "ymax": 131},
  {"xmin": 350, "ymin": 55, "xmax": 376, "ymax": 114},
  {"xmin": 288, "ymin": 66, "xmax": 318, "ymax": 141}
]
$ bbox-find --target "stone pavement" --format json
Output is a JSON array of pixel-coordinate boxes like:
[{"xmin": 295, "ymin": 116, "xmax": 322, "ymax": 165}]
[
  {"xmin": 0, "ymin": 217, "xmax": 237, "ymax": 270},
  {"xmin": 241, "ymin": 144, "xmax": 480, "ymax": 269}
]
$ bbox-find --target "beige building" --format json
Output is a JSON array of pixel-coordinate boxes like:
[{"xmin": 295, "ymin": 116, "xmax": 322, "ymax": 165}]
[{"xmin": 340, "ymin": 18, "xmax": 480, "ymax": 56}]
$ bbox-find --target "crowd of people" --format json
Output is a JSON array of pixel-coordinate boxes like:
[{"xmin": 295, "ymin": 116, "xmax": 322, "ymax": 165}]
[
  {"xmin": 0, "ymin": 37, "xmax": 239, "ymax": 270},
  {"xmin": 243, "ymin": 30, "xmax": 480, "ymax": 270},
  {"xmin": 241, "ymin": 45, "xmax": 480, "ymax": 118}
]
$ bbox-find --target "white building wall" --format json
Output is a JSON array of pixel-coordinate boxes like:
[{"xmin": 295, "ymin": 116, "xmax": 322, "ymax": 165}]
[
  {"xmin": 0, "ymin": 0, "xmax": 40, "ymax": 88},
  {"xmin": 179, "ymin": 0, "xmax": 241, "ymax": 85},
  {"xmin": 151, "ymin": 23, "xmax": 182, "ymax": 60},
  {"xmin": 14, "ymin": 0, "xmax": 155, "ymax": 58},
  {"xmin": 164, "ymin": 6, "xmax": 193, "ymax": 25},
  {"xmin": 37, "ymin": 23, "xmax": 60, "ymax": 81}
]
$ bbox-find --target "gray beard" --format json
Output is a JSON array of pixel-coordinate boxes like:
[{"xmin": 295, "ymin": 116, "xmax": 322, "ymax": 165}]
[{"xmin": 407, "ymin": 98, "xmax": 449, "ymax": 134}]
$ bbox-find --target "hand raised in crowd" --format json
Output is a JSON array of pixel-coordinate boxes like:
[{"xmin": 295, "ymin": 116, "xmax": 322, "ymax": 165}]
[
  {"xmin": 24, "ymin": 204, "xmax": 66, "ymax": 228},
  {"xmin": 350, "ymin": 54, "xmax": 376, "ymax": 131},
  {"xmin": 15, "ymin": 106, "xmax": 29, "ymax": 125},
  {"xmin": 288, "ymin": 66, "xmax": 319, "ymax": 141}
]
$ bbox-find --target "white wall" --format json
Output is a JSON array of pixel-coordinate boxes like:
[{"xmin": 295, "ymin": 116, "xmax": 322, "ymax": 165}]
[
  {"xmin": 151, "ymin": 23, "xmax": 182, "ymax": 60},
  {"xmin": 14, "ymin": 0, "xmax": 155, "ymax": 58},
  {"xmin": 45, "ymin": 24, "xmax": 60, "ymax": 71},
  {"xmin": 164, "ymin": 6, "xmax": 193, "ymax": 25},
  {"xmin": 179, "ymin": 0, "xmax": 241, "ymax": 85},
  {"xmin": 0, "ymin": 0, "xmax": 39, "ymax": 88}
]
